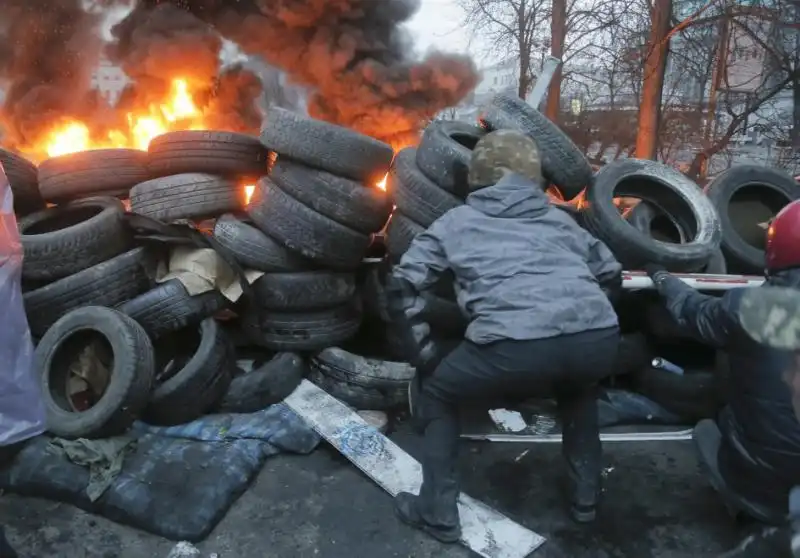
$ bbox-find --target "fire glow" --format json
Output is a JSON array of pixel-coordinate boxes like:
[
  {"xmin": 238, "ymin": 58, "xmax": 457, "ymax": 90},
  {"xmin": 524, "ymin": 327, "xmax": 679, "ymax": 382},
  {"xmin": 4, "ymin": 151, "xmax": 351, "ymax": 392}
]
[{"xmin": 42, "ymin": 78, "xmax": 204, "ymax": 158}]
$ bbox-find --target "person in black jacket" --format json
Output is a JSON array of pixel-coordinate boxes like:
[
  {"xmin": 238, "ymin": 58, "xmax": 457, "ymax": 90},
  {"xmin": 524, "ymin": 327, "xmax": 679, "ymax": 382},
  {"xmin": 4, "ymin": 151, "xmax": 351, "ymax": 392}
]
[{"xmin": 645, "ymin": 199, "xmax": 800, "ymax": 527}]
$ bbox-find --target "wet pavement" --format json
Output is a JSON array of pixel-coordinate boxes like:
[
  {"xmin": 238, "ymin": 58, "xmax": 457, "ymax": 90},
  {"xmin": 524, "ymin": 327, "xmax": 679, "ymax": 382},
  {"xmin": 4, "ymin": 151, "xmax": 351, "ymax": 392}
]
[{"xmin": 2, "ymin": 428, "xmax": 743, "ymax": 557}]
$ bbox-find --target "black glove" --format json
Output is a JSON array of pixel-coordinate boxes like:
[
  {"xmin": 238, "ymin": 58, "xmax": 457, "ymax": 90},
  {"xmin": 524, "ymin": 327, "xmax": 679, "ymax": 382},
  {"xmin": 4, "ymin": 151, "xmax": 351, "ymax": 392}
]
[
  {"xmin": 385, "ymin": 275, "xmax": 441, "ymax": 374},
  {"xmin": 601, "ymin": 272, "xmax": 623, "ymax": 304},
  {"xmin": 644, "ymin": 263, "xmax": 670, "ymax": 284}
]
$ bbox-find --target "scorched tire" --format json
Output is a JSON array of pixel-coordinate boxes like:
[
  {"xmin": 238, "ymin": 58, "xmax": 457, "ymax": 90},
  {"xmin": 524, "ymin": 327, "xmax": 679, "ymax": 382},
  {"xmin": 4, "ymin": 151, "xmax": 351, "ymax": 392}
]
[
  {"xmin": 216, "ymin": 352, "xmax": 306, "ymax": 413},
  {"xmin": 245, "ymin": 300, "xmax": 362, "ymax": 352},
  {"xmin": 144, "ymin": 319, "xmax": 235, "ymax": 426},
  {"xmin": 117, "ymin": 279, "xmax": 228, "ymax": 339},
  {"xmin": 212, "ymin": 214, "xmax": 312, "ymax": 272},
  {"xmin": 415, "ymin": 120, "xmax": 486, "ymax": 195},
  {"xmin": 388, "ymin": 148, "xmax": 462, "ymax": 227},
  {"xmin": 252, "ymin": 271, "xmax": 357, "ymax": 311},
  {"xmin": 312, "ymin": 347, "xmax": 415, "ymax": 390},
  {"xmin": 307, "ymin": 368, "xmax": 407, "ymax": 411},
  {"xmin": 480, "ymin": 93, "xmax": 591, "ymax": 200},
  {"xmin": 19, "ymin": 197, "xmax": 131, "ymax": 282},
  {"xmin": 38, "ymin": 149, "xmax": 149, "ymax": 203},
  {"xmin": 36, "ymin": 306, "xmax": 156, "ymax": 439},
  {"xmin": 247, "ymin": 178, "xmax": 371, "ymax": 270},
  {"xmin": 148, "ymin": 130, "xmax": 270, "ymax": 178},
  {"xmin": 259, "ymin": 106, "xmax": 393, "ymax": 183},
  {"xmin": 130, "ymin": 173, "xmax": 243, "ymax": 222},
  {"xmin": 705, "ymin": 165, "xmax": 800, "ymax": 274},
  {"xmin": 23, "ymin": 247, "xmax": 155, "ymax": 336},
  {"xmin": 269, "ymin": 160, "xmax": 392, "ymax": 234},
  {"xmin": 583, "ymin": 159, "xmax": 721, "ymax": 272},
  {"xmin": 0, "ymin": 148, "xmax": 44, "ymax": 215},
  {"xmin": 385, "ymin": 211, "xmax": 425, "ymax": 263}
]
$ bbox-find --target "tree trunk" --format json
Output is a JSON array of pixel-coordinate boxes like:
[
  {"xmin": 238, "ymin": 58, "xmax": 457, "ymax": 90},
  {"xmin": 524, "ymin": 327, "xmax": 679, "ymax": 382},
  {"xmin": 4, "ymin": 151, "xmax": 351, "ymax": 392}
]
[
  {"xmin": 699, "ymin": 13, "xmax": 730, "ymax": 178},
  {"xmin": 545, "ymin": 0, "xmax": 566, "ymax": 121},
  {"xmin": 635, "ymin": 0, "xmax": 673, "ymax": 160}
]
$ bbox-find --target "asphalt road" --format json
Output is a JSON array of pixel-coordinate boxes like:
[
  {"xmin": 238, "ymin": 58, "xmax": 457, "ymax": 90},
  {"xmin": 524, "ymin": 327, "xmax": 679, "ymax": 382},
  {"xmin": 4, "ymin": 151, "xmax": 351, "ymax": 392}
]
[{"xmin": 2, "ymin": 429, "xmax": 743, "ymax": 558}]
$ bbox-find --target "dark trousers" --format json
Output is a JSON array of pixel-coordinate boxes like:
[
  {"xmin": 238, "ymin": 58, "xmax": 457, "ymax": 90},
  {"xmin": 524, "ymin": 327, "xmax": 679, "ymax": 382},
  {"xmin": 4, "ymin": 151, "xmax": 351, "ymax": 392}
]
[{"xmin": 414, "ymin": 327, "xmax": 620, "ymax": 528}]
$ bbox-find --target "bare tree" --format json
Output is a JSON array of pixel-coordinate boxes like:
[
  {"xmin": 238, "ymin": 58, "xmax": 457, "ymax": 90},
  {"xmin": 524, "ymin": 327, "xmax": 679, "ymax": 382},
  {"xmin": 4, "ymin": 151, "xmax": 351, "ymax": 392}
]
[{"xmin": 456, "ymin": 0, "xmax": 551, "ymax": 98}]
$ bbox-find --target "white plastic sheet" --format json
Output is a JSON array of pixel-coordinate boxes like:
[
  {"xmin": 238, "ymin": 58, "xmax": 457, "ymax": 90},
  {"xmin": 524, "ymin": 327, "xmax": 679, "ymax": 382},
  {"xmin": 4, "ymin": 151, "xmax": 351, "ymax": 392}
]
[{"xmin": 0, "ymin": 163, "xmax": 45, "ymax": 445}]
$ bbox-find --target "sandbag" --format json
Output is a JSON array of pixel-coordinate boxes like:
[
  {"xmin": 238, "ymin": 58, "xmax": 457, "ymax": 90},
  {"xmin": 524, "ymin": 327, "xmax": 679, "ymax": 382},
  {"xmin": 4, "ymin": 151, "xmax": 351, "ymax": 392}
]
[
  {"xmin": 0, "ymin": 405, "xmax": 321, "ymax": 542},
  {"xmin": 0, "ymin": 169, "xmax": 46, "ymax": 446}
]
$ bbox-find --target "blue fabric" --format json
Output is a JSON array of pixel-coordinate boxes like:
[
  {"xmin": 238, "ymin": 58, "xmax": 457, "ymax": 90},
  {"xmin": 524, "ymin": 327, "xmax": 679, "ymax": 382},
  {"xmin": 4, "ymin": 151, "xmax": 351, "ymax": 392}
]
[{"xmin": 0, "ymin": 403, "xmax": 320, "ymax": 542}]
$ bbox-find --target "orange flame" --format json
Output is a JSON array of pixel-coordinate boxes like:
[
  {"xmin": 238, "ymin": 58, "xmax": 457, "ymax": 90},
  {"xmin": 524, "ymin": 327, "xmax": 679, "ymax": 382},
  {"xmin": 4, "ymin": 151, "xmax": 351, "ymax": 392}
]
[
  {"xmin": 376, "ymin": 173, "xmax": 388, "ymax": 191},
  {"xmin": 41, "ymin": 78, "xmax": 205, "ymax": 159},
  {"xmin": 244, "ymin": 184, "xmax": 255, "ymax": 205}
]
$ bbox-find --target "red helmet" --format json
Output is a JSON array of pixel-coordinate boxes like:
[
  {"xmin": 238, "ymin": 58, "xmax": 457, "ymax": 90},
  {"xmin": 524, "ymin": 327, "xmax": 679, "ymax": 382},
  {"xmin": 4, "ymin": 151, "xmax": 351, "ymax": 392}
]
[{"xmin": 766, "ymin": 199, "xmax": 800, "ymax": 272}]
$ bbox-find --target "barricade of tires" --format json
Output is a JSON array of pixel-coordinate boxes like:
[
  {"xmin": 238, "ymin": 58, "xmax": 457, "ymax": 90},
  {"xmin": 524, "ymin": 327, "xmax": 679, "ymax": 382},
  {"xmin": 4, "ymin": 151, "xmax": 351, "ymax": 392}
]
[{"xmin": 7, "ymin": 92, "xmax": 800, "ymax": 440}]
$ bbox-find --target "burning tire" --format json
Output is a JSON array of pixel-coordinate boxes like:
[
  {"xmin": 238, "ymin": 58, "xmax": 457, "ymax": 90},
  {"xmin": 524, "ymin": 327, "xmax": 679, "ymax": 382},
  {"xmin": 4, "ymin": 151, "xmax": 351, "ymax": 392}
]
[
  {"xmin": 36, "ymin": 306, "xmax": 156, "ymax": 439},
  {"xmin": 212, "ymin": 214, "xmax": 312, "ymax": 272},
  {"xmin": 387, "ymin": 148, "xmax": 462, "ymax": 227},
  {"xmin": 117, "ymin": 279, "xmax": 228, "ymax": 339},
  {"xmin": 244, "ymin": 299, "xmax": 362, "ymax": 352},
  {"xmin": 216, "ymin": 352, "xmax": 306, "ymax": 414},
  {"xmin": 23, "ymin": 247, "xmax": 155, "ymax": 336},
  {"xmin": 582, "ymin": 159, "xmax": 721, "ymax": 272},
  {"xmin": 148, "ymin": 130, "xmax": 270, "ymax": 178},
  {"xmin": 705, "ymin": 165, "xmax": 800, "ymax": 274},
  {"xmin": 626, "ymin": 201, "xmax": 727, "ymax": 274},
  {"xmin": 415, "ymin": 120, "xmax": 486, "ymax": 196},
  {"xmin": 130, "ymin": 173, "xmax": 244, "ymax": 222},
  {"xmin": 251, "ymin": 271, "xmax": 357, "ymax": 311},
  {"xmin": 0, "ymin": 148, "xmax": 44, "ymax": 215},
  {"xmin": 259, "ymin": 107, "xmax": 393, "ymax": 183},
  {"xmin": 480, "ymin": 93, "xmax": 591, "ymax": 201},
  {"xmin": 37, "ymin": 149, "xmax": 150, "ymax": 203},
  {"xmin": 144, "ymin": 318, "xmax": 234, "ymax": 426},
  {"xmin": 247, "ymin": 178, "xmax": 371, "ymax": 270},
  {"xmin": 385, "ymin": 211, "xmax": 425, "ymax": 263},
  {"xmin": 19, "ymin": 197, "xmax": 131, "ymax": 282},
  {"xmin": 269, "ymin": 160, "xmax": 392, "ymax": 234}
]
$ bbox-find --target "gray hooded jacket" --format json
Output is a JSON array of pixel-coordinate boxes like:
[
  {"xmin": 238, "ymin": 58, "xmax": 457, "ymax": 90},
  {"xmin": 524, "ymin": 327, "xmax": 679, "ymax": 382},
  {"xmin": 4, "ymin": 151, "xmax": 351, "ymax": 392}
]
[{"xmin": 392, "ymin": 172, "xmax": 621, "ymax": 344}]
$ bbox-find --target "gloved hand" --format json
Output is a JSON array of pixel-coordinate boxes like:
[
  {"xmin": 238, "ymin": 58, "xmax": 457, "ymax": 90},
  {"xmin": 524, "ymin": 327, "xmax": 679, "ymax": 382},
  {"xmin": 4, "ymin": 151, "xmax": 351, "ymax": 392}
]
[
  {"xmin": 385, "ymin": 275, "xmax": 441, "ymax": 374},
  {"xmin": 644, "ymin": 263, "xmax": 670, "ymax": 287},
  {"xmin": 601, "ymin": 271, "xmax": 623, "ymax": 304}
]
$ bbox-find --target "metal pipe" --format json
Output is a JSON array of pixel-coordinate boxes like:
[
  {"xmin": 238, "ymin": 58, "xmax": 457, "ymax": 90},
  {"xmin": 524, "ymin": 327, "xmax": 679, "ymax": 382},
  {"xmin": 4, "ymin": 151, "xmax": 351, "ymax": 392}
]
[
  {"xmin": 461, "ymin": 428, "xmax": 694, "ymax": 443},
  {"xmin": 525, "ymin": 56, "xmax": 562, "ymax": 110}
]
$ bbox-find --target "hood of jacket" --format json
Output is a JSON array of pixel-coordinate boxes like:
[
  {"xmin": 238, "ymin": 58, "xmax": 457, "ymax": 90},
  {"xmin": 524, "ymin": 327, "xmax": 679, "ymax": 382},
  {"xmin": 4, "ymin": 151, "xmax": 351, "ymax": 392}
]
[{"xmin": 465, "ymin": 172, "xmax": 549, "ymax": 219}]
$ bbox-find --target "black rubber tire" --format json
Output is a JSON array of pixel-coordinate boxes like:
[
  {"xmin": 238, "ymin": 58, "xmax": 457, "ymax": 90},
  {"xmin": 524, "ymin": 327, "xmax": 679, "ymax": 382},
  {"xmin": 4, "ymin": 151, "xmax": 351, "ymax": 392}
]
[
  {"xmin": 631, "ymin": 366, "xmax": 722, "ymax": 422},
  {"xmin": 37, "ymin": 149, "xmax": 149, "ymax": 203},
  {"xmin": 245, "ymin": 300, "xmax": 362, "ymax": 352},
  {"xmin": 0, "ymin": 148, "xmax": 44, "ymax": 215},
  {"xmin": 216, "ymin": 352, "xmax": 306, "ymax": 413},
  {"xmin": 479, "ymin": 93, "xmax": 591, "ymax": 200},
  {"xmin": 212, "ymin": 213, "xmax": 312, "ymax": 272},
  {"xmin": 147, "ymin": 130, "xmax": 270, "ymax": 178},
  {"xmin": 626, "ymin": 201, "xmax": 727, "ymax": 274},
  {"xmin": 130, "ymin": 173, "xmax": 243, "ymax": 222},
  {"xmin": 307, "ymin": 368, "xmax": 407, "ymax": 410},
  {"xmin": 270, "ymin": 160, "xmax": 392, "ymax": 234},
  {"xmin": 706, "ymin": 165, "xmax": 800, "ymax": 274},
  {"xmin": 415, "ymin": 121, "xmax": 486, "ymax": 195},
  {"xmin": 23, "ymin": 247, "xmax": 155, "ymax": 336},
  {"xmin": 247, "ymin": 177, "xmax": 370, "ymax": 270},
  {"xmin": 385, "ymin": 211, "xmax": 425, "ymax": 263},
  {"xmin": 117, "ymin": 279, "xmax": 228, "ymax": 339},
  {"xmin": 583, "ymin": 159, "xmax": 721, "ymax": 272},
  {"xmin": 312, "ymin": 347, "xmax": 415, "ymax": 390},
  {"xmin": 252, "ymin": 271, "xmax": 356, "ymax": 311},
  {"xmin": 260, "ymin": 106, "xmax": 394, "ymax": 183},
  {"xmin": 388, "ymin": 148, "xmax": 462, "ymax": 227},
  {"xmin": 35, "ymin": 306, "xmax": 156, "ymax": 439},
  {"xmin": 144, "ymin": 319, "xmax": 235, "ymax": 426},
  {"xmin": 19, "ymin": 197, "xmax": 131, "ymax": 282}
]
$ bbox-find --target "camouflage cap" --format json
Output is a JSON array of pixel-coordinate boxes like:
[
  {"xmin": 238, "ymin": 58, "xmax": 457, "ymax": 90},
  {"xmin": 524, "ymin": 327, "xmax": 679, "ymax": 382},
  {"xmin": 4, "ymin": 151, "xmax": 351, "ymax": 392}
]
[{"xmin": 468, "ymin": 129, "xmax": 542, "ymax": 190}]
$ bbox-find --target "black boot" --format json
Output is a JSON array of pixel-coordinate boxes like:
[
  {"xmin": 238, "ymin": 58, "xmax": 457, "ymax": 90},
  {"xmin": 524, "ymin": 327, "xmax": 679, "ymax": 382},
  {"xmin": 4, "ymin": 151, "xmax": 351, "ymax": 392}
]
[
  {"xmin": 0, "ymin": 526, "xmax": 18, "ymax": 558},
  {"xmin": 395, "ymin": 492, "xmax": 461, "ymax": 543},
  {"xmin": 558, "ymin": 387, "xmax": 602, "ymax": 523}
]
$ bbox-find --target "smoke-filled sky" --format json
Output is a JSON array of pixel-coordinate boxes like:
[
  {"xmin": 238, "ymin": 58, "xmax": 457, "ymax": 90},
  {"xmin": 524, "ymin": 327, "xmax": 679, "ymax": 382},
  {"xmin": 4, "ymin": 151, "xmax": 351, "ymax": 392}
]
[{"xmin": 0, "ymin": 0, "xmax": 480, "ymax": 152}]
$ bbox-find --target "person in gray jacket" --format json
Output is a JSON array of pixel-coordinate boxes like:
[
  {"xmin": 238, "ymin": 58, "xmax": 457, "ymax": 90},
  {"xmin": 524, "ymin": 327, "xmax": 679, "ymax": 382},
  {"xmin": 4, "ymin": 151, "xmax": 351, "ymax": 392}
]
[{"xmin": 386, "ymin": 129, "xmax": 623, "ymax": 543}]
